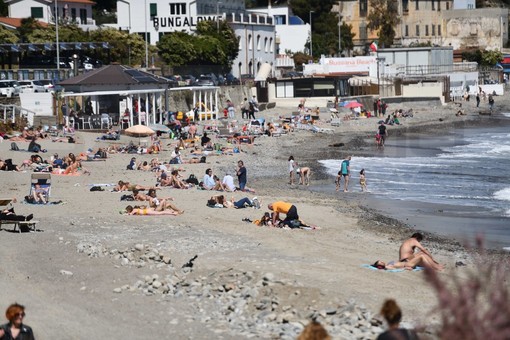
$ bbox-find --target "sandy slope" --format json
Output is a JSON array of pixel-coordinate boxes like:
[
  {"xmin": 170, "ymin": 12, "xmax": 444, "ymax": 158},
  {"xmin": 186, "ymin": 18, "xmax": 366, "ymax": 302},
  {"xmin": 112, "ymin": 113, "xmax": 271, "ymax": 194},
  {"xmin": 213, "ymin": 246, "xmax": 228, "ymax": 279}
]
[{"xmin": 0, "ymin": 97, "xmax": 505, "ymax": 339}]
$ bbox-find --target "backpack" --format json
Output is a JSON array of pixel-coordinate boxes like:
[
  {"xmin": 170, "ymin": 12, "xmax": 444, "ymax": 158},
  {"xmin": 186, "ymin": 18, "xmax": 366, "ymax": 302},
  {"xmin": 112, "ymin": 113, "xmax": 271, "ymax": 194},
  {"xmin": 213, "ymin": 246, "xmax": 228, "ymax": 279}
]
[
  {"xmin": 10, "ymin": 142, "xmax": 19, "ymax": 151},
  {"xmin": 186, "ymin": 174, "xmax": 199, "ymax": 185},
  {"xmin": 90, "ymin": 186, "xmax": 104, "ymax": 192},
  {"xmin": 200, "ymin": 156, "xmax": 206, "ymax": 163}
]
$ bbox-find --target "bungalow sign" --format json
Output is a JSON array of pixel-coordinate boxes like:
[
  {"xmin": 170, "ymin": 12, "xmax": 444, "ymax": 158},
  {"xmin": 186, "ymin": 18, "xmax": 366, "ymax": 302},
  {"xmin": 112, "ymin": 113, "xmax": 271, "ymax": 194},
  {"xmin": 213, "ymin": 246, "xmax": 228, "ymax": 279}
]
[{"xmin": 152, "ymin": 15, "xmax": 219, "ymax": 29}]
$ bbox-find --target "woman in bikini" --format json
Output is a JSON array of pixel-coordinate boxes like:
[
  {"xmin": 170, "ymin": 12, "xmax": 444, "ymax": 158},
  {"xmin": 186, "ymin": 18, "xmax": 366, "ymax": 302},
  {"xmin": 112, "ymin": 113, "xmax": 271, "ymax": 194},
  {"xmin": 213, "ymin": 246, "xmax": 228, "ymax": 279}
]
[{"xmin": 125, "ymin": 205, "xmax": 178, "ymax": 216}]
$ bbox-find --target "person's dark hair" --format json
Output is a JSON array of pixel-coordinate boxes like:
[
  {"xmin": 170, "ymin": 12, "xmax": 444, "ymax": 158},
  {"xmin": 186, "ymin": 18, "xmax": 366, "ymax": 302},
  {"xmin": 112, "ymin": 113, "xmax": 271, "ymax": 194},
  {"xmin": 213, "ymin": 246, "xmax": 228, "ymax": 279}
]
[
  {"xmin": 411, "ymin": 232, "xmax": 423, "ymax": 242},
  {"xmin": 205, "ymin": 168, "xmax": 212, "ymax": 174},
  {"xmin": 207, "ymin": 199, "xmax": 216, "ymax": 206},
  {"xmin": 147, "ymin": 189, "xmax": 156, "ymax": 197},
  {"xmin": 360, "ymin": 169, "xmax": 365, "ymax": 175},
  {"xmin": 132, "ymin": 189, "xmax": 139, "ymax": 195},
  {"xmin": 238, "ymin": 160, "xmax": 244, "ymax": 166},
  {"xmin": 5, "ymin": 303, "xmax": 25, "ymax": 323},
  {"xmin": 373, "ymin": 260, "xmax": 385, "ymax": 270},
  {"xmin": 288, "ymin": 156, "xmax": 294, "ymax": 161},
  {"xmin": 380, "ymin": 299, "xmax": 402, "ymax": 326},
  {"xmin": 125, "ymin": 205, "xmax": 134, "ymax": 213}
]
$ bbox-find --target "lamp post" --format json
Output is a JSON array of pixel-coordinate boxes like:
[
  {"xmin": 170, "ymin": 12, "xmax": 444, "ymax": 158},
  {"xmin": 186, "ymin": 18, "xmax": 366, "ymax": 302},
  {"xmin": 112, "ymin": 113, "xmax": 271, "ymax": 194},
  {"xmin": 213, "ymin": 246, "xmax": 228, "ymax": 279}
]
[
  {"xmin": 55, "ymin": 0, "xmax": 60, "ymax": 77},
  {"xmin": 72, "ymin": 54, "xmax": 79, "ymax": 75},
  {"xmin": 309, "ymin": 10, "xmax": 314, "ymax": 59},
  {"xmin": 144, "ymin": 0, "xmax": 149, "ymax": 69},
  {"xmin": 217, "ymin": 2, "xmax": 222, "ymax": 32}
]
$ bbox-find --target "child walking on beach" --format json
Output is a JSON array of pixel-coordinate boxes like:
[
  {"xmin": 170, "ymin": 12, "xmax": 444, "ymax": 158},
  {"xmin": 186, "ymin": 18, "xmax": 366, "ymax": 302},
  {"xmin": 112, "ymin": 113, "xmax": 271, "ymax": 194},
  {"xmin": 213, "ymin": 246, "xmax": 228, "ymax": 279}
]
[
  {"xmin": 359, "ymin": 169, "xmax": 367, "ymax": 192},
  {"xmin": 288, "ymin": 156, "xmax": 297, "ymax": 185}
]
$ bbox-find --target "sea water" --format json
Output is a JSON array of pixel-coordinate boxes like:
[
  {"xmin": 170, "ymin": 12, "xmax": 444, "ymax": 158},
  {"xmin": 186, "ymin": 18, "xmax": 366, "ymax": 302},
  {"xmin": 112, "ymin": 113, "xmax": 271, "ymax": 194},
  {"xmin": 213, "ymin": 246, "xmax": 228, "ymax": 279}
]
[{"xmin": 319, "ymin": 119, "xmax": 510, "ymax": 249}]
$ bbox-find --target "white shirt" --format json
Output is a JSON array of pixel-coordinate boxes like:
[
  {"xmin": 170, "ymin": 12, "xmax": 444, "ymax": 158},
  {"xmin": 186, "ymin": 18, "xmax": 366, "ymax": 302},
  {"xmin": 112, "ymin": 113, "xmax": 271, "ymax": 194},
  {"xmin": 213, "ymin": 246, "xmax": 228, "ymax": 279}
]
[
  {"xmin": 288, "ymin": 159, "xmax": 295, "ymax": 173},
  {"xmin": 222, "ymin": 175, "xmax": 235, "ymax": 191},
  {"xmin": 203, "ymin": 174, "xmax": 215, "ymax": 189}
]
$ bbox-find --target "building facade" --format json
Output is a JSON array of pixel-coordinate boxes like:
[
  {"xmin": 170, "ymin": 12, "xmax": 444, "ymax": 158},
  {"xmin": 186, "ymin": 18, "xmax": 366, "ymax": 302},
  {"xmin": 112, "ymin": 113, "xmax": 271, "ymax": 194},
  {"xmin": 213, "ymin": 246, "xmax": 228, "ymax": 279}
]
[
  {"xmin": 336, "ymin": 0, "xmax": 508, "ymax": 53},
  {"xmin": 5, "ymin": 0, "xmax": 96, "ymax": 30},
  {"xmin": 115, "ymin": 0, "xmax": 276, "ymax": 78}
]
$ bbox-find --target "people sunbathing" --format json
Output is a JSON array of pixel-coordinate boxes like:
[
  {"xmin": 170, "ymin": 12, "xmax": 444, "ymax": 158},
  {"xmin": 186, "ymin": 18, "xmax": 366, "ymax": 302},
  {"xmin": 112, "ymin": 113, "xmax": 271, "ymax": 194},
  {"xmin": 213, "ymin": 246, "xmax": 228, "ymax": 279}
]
[
  {"xmin": 113, "ymin": 180, "xmax": 157, "ymax": 192},
  {"xmin": 372, "ymin": 253, "xmax": 444, "ymax": 271},
  {"xmin": 207, "ymin": 195, "xmax": 260, "ymax": 209}
]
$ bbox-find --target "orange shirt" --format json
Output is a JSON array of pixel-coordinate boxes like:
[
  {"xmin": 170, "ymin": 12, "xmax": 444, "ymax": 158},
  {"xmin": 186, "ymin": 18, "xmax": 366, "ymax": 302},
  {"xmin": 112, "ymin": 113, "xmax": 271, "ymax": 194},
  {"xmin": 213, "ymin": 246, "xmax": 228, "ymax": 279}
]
[{"xmin": 272, "ymin": 201, "xmax": 292, "ymax": 214}]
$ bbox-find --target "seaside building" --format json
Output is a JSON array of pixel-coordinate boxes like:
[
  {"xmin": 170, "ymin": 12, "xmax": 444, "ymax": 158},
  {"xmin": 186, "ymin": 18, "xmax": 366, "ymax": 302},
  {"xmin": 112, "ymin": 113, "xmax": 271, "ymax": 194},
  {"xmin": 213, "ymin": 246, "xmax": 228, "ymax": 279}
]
[
  {"xmin": 334, "ymin": 0, "xmax": 508, "ymax": 53},
  {"xmin": 4, "ymin": 0, "xmax": 97, "ymax": 31},
  {"xmin": 115, "ymin": 0, "xmax": 276, "ymax": 78}
]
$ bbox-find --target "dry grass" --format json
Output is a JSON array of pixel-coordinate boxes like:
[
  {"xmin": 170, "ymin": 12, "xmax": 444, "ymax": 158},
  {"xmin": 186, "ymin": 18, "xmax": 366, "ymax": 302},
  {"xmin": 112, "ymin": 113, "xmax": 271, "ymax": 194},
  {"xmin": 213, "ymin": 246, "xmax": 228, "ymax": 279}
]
[{"xmin": 424, "ymin": 237, "xmax": 510, "ymax": 340}]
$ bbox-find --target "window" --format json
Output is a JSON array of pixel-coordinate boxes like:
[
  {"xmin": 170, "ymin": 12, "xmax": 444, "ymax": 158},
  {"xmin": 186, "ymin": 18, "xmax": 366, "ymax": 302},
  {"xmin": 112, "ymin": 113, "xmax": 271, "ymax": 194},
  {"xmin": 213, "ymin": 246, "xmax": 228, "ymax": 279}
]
[
  {"xmin": 359, "ymin": 23, "xmax": 367, "ymax": 40},
  {"xmin": 274, "ymin": 15, "xmax": 286, "ymax": 25},
  {"xmin": 257, "ymin": 35, "xmax": 261, "ymax": 51},
  {"xmin": 150, "ymin": 3, "xmax": 157, "ymax": 17},
  {"xmin": 446, "ymin": 2, "xmax": 449, "ymax": 10},
  {"xmin": 432, "ymin": 0, "xmax": 435, "ymax": 10},
  {"xmin": 79, "ymin": 8, "xmax": 87, "ymax": 24},
  {"xmin": 403, "ymin": 0, "xmax": 409, "ymax": 13},
  {"xmin": 31, "ymin": 7, "xmax": 43, "ymax": 18},
  {"xmin": 238, "ymin": 35, "xmax": 242, "ymax": 51},
  {"xmin": 270, "ymin": 37, "xmax": 274, "ymax": 52},
  {"xmin": 438, "ymin": 25, "xmax": 441, "ymax": 35},
  {"xmin": 71, "ymin": 8, "xmax": 76, "ymax": 21},
  {"xmin": 248, "ymin": 34, "xmax": 252, "ymax": 50},
  {"xmin": 467, "ymin": 3, "xmax": 474, "ymax": 9},
  {"xmin": 438, "ymin": 1, "xmax": 441, "ymax": 11},
  {"xmin": 264, "ymin": 37, "xmax": 268, "ymax": 52},
  {"xmin": 405, "ymin": 25, "xmax": 409, "ymax": 36},
  {"xmin": 170, "ymin": 3, "xmax": 186, "ymax": 15},
  {"xmin": 432, "ymin": 24, "xmax": 435, "ymax": 36},
  {"xmin": 415, "ymin": 0, "xmax": 419, "ymax": 10},
  {"xmin": 416, "ymin": 25, "xmax": 420, "ymax": 36},
  {"xmin": 359, "ymin": 0, "xmax": 368, "ymax": 17},
  {"xmin": 425, "ymin": 25, "xmax": 429, "ymax": 36}
]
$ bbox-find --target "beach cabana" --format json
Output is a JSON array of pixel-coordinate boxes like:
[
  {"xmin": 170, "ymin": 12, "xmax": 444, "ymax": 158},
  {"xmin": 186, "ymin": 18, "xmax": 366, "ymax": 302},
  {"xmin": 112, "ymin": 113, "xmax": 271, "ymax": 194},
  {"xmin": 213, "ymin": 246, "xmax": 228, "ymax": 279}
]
[{"xmin": 59, "ymin": 65, "xmax": 171, "ymax": 129}]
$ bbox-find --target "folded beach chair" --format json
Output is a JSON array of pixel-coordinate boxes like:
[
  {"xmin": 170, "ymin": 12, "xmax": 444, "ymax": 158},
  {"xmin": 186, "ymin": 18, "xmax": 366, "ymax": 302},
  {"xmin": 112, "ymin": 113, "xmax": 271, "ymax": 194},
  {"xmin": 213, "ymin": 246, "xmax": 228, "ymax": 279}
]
[{"xmin": 29, "ymin": 173, "xmax": 52, "ymax": 203}]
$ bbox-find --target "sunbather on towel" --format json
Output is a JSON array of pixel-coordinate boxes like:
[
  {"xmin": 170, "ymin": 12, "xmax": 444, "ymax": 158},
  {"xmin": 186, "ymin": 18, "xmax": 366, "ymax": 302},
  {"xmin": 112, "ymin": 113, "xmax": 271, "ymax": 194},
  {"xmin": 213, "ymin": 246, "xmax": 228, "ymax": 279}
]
[
  {"xmin": 125, "ymin": 205, "xmax": 178, "ymax": 216},
  {"xmin": 373, "ymin": 252, "xmax": 444, "ymax": 271}
]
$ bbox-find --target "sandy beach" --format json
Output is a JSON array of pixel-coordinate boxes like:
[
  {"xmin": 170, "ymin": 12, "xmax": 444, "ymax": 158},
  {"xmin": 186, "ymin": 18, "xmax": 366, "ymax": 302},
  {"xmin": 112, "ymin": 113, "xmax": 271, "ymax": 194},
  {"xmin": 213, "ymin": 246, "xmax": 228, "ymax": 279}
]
[{"xmin": 1, "ymin": 97, "xmax": 508, "ymax": 339}]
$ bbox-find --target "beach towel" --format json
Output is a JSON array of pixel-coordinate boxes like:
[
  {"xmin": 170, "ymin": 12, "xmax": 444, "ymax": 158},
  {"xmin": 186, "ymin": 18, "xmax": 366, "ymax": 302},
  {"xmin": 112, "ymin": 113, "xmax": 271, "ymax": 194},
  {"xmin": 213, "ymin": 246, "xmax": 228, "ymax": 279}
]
[
  {"xmin": 88, "ymin": 183, "xmax": 116, "ymax": 187},
  {"xmin": 361, "ymin": 264, "xmax": 425, "ymax": 272}
]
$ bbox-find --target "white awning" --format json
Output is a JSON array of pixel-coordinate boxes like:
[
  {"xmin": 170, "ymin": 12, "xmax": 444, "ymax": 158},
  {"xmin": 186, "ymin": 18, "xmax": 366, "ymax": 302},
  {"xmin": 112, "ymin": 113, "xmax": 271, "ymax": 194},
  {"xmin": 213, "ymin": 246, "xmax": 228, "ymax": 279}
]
[
  {"xmin": 348, "ymin": 76, "xmax": 391, "ymax": 86},
  {"xmin": 255, "ymin": 63, "xmax": 272, "ymax": 81}
]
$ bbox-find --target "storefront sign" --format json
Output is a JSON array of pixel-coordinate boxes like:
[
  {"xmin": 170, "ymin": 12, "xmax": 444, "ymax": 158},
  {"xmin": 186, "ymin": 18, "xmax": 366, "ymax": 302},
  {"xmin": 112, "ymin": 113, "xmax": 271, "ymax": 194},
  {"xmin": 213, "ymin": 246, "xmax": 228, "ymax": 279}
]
[{"xmin": 153, "ymin": 15, "xmax": 218, "ymax": 29}]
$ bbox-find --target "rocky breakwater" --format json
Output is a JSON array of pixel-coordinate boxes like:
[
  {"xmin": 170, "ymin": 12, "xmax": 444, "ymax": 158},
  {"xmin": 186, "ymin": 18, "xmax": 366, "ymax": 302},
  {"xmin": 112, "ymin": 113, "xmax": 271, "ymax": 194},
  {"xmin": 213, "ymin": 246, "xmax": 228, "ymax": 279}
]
[{"xmin": 77, "ymin": 241, "xmax": 395, "ymax": 339}]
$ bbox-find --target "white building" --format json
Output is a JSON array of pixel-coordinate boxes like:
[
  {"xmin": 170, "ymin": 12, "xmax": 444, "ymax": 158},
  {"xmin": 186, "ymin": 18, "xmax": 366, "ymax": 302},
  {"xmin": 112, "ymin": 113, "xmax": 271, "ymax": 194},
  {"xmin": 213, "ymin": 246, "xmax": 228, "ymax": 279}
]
[
  {"xmin": 5, "ymin": 0, "xmax": 96, "ymax": 30},
  {"xmin": 247, "ymin": 4, "xmax": 310, "ymax": 55},
  {"xmin": 115, "ymin": 0, "xmax": 276, "ymax": 78}
]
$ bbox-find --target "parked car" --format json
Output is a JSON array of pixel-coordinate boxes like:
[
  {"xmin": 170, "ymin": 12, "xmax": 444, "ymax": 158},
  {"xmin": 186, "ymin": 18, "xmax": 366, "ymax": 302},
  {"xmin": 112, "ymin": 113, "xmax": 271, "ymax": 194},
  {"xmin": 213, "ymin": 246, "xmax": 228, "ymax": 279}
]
[
  {"xmin": 37, "ymin": 79, "xmax": 56, "ymax": 92},
  {"xmin": 18, "ymin": 80, "xmax": 46, "ymax": 93},
  {"xmin": 225, "ymin": 73, "xmax": 241, "ymax": 85},
  {"xmin": 0, "ymin": 80, "xmax": 16, "ymax": 97},
  {"xmin": 282, "ymin": 71, "xmax": 303, "ymax": 78},
  {"xmin": 182, "ymin": 74, "xmax": 196, "ymax": 86},
  {"xmin": 195, "ymin": 75, "xmax": 217, "ymax": 86},
  {"xmin": 164, "ymin": 76, "xmax": 180, "ymax": 88}
]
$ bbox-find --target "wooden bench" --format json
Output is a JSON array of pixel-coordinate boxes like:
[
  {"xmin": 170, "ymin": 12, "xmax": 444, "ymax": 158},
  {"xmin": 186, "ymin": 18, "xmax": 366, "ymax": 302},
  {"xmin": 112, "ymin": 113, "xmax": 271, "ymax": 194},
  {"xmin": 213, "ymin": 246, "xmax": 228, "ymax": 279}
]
[{"xmin": 0, "ymin": 220, "xmax": 38, "ymax": 233}]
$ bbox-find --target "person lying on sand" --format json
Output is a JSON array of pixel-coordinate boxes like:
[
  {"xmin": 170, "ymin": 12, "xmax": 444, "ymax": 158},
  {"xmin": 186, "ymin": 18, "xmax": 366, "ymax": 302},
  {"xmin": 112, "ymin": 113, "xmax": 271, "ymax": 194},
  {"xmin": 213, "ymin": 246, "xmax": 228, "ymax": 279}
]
[
  {"xmin": 373, "ymin": 252, "xmax": 444, "ymax": 271},
  {"xmin": 208, "ymin": 195, "xmax": 260, "ymax": 209},
  {"xmin": 124, "ymin": 205, "xmax": 178, "ymax": 216},
  {"xmin": 113, "ymin": 180, "xmax": 157, "ymax": 192}
]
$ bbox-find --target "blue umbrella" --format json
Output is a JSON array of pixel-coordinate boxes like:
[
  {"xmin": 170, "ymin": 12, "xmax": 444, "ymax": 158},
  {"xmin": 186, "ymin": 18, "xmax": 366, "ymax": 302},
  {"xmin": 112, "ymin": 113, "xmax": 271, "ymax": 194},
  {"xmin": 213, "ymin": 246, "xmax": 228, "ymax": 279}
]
[{"xmin": 148, "ymin": 123, "xmax": 170, "ymax": 133}]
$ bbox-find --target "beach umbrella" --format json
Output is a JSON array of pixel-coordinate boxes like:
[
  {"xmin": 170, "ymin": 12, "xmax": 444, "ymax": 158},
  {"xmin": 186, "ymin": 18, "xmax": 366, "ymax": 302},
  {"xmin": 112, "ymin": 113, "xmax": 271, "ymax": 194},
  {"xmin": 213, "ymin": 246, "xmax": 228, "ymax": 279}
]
[
  {"xmin": 344, "ymin": 101, "xmax": 363, "ymax": 109},
  {"xmin": 124, "ymin": 124, "xmax": 155, "ymax": 137},
  {"xmin": 148, "ymin": 123, "xmax": 170, "ymax": 133}
]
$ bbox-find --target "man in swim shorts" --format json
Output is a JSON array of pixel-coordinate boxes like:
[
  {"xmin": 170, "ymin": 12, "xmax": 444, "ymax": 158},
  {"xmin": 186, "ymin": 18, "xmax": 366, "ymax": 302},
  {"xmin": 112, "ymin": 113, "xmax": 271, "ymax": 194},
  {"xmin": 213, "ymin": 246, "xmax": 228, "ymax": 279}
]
[{"xmin": 339, "ymin": 156, "xmax": 351, "ymax": 192}]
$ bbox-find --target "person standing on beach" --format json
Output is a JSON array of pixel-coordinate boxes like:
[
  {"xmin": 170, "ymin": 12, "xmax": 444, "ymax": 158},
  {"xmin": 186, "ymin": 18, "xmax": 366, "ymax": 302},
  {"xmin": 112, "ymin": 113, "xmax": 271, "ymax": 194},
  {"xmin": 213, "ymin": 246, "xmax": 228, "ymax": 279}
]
[
  {"xmin": 237, "ymin": 160, "xmax": 247, "ymax": 191},
  {"xmin": 488, "ymin": 94, "xmax": 495, "ymax": 111},
  {"xmin": 476, "ymin": 93, "xmax": 480, "ymax": 108},
  {"xmin": 241, "ymin": 98, "xmax": 249, "ymax": 119},
  {"xmin": 340, "ymin": 156, "xmax": 351, "ymax": 192},
  {"xmin": 359, "ymin": 169, "xmax": 367, "ymax": 192},
  {"xmin": 288, "ymin": 156, "xmax": 297, "ymax": 185},
  {"xmin": 399, "ymin": 232, "xmax": 443, "ymax": 270},
  {"xmin": 378, "ymin": 122, "xmax": 388, "ymax": 146}
]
